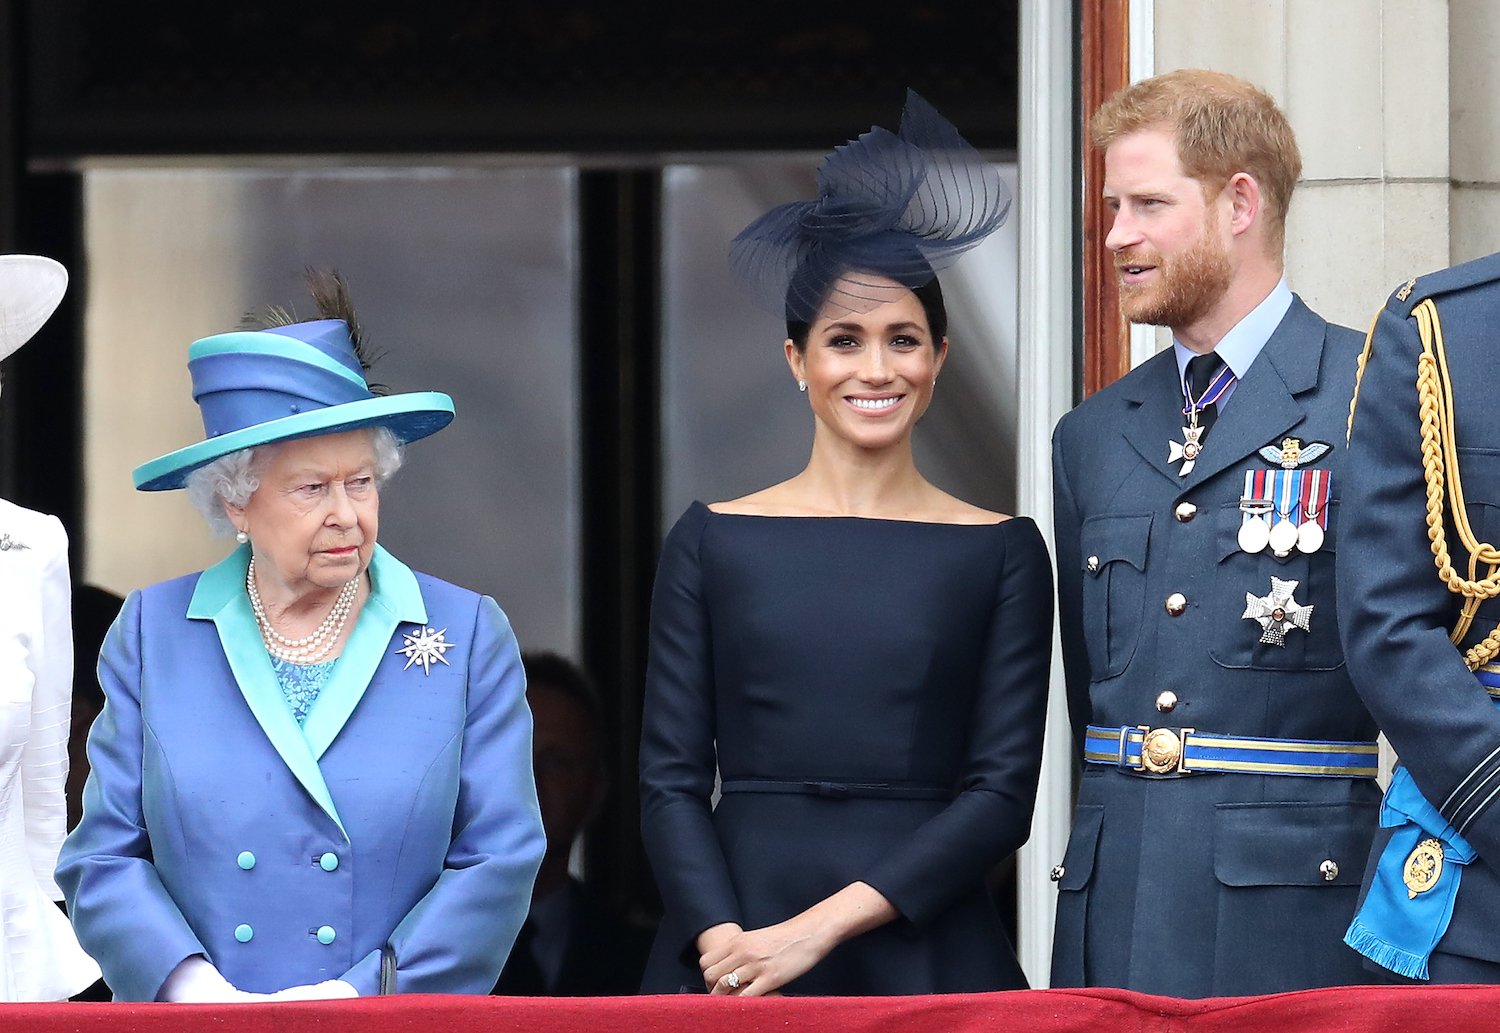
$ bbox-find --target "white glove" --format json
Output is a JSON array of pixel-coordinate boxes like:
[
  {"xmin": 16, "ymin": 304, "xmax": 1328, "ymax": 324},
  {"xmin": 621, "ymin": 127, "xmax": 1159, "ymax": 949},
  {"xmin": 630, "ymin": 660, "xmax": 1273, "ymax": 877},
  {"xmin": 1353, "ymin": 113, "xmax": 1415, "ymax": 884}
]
[
  {"xmin": 267, "ymin": 979, "xmax": 359, "ymax": 1001},
  {"xmin": 158, "ymin": 955, "xmax": 268, "ymax": 1003}
]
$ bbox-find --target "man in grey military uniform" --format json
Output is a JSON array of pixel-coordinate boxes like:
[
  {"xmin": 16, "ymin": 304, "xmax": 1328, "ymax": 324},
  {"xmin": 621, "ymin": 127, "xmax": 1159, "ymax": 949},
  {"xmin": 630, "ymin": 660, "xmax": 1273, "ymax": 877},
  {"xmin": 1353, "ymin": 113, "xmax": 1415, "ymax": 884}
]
[
  {"xmin": 1339, "ymin": 251, "xmax": 1500, "ymax": 983},
  {"xmin": 1049, "ymin": 69, "xmax": 1380, "ymax": 997}
]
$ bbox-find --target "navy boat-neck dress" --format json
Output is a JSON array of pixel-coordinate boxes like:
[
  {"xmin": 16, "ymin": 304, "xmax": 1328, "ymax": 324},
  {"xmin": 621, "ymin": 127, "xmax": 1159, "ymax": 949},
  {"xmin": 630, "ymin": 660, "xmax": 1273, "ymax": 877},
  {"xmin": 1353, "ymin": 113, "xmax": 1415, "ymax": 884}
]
[{"xmin": 639, "ymin": 501, "xmax": 1053, "ymax": 994}]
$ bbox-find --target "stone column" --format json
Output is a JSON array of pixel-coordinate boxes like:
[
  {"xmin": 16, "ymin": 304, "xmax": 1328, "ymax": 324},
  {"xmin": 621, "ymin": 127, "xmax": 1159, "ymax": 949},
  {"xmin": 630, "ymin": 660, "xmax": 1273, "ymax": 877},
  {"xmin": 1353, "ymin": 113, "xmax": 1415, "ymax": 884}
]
[
  {"xmin": 1152, "ymin": 0, "xmax": 1451, "ymax": 330},
  {"xmin": 1451, "ymin": 0, "xmax": 1500, "ymax": 262}
]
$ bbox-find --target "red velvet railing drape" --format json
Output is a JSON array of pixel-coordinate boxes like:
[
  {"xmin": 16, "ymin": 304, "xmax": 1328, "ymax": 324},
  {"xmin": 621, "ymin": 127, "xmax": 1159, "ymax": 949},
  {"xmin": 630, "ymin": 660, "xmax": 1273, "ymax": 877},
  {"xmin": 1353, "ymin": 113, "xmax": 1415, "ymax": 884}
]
[{"xmin": 9, "ymin": 985, "xmax": 1499, "ymax": 1033}]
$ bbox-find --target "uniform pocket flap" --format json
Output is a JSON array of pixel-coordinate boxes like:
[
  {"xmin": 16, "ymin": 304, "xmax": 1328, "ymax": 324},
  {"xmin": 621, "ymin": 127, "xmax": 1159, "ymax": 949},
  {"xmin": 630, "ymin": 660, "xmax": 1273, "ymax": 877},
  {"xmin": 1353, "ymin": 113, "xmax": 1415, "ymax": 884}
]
[
  {"xmin": 1056, "ymin": 804, "xmax": 1105, "ymax": 891},
  {"xmin": 1213, "ymin": 801, "xmax": 1373, "ymax": 888},
  {"xmin": 1080, "ymin": 514, "xmax": 1152, "ymax": 576}
]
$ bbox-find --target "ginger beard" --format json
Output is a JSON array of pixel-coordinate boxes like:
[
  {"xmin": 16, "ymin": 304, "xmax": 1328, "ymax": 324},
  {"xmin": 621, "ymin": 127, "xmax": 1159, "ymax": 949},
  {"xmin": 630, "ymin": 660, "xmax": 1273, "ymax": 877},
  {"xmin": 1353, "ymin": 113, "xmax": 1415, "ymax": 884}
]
[{"xmin": 1115, "ymin": 207, "xmax": 1233, "ymax": 330}]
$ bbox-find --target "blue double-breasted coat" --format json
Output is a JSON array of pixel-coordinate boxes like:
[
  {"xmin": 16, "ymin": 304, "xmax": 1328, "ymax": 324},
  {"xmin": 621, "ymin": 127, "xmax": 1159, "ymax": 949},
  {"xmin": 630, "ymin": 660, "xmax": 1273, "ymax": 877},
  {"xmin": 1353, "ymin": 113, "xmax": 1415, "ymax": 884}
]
[
  {"xmin": 57, "ymin": 544, "xmax": 544, "ymax": 1000},
  {"xmin": 1050, "ymin": 297, "xmax": 1380, "ymax": 997}
]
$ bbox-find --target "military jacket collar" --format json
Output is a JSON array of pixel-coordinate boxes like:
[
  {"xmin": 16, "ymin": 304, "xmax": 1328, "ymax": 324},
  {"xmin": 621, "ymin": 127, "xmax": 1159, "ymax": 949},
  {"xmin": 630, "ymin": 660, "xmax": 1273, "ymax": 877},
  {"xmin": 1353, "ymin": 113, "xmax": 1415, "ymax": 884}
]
[
  {"xmin": 1121, "ymin": 295, "xmax": 1327, "ymax": 490},
  {"xmin": 186, "ymin": 543, "xmax": 428, "ymax": 837}
]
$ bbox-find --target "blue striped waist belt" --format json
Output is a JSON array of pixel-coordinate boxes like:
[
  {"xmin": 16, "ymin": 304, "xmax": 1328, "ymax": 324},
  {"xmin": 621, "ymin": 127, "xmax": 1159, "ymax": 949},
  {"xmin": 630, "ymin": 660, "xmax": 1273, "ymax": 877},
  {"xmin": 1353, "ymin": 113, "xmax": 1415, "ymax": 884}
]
[
  {"xmin": 1084, "ymin": 724, "xmax": 1380, "ymax": 778},
  {"xmin": 718, "ymin": 778, "xmax": 952, "ymax": 800}
]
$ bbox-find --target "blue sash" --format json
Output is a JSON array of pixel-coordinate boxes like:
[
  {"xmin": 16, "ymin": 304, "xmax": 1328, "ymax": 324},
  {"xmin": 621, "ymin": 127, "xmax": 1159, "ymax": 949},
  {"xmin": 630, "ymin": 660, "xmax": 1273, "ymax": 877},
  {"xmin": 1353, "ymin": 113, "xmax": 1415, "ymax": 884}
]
[
  {"xmin": 1343, "ymin": 767, "xmax": 1476, "ymax": 979},
  {"xmin": 1343, "ymin": 672, "xmax": 1497, "ymax": 979}
]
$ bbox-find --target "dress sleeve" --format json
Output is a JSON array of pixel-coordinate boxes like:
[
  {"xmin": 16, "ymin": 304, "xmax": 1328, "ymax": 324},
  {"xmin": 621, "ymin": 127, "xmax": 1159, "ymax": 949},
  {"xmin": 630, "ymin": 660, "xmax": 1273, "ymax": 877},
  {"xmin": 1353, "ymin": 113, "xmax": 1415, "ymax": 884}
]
[
  {"xmin": 23, "ymin": 515, "xmax": 73, "ymax": 899},
  {"xmin": 1338, "ymin": 301, "xmax": 1500, "ymax": 862},
  {"xmin": 639, "ymin": 505, "xmax": 742, "ymax": 955},
  {"xmin": 1052, "ymin": 416, "xmax": 1093, "ymax": 756},
  {"xmin": 339, "ymin": 596, "xmax": 545, "ymax": 996},
  {"xmin": 859, "ymin": 517, "xmax": 1054, "ymax": 927},
  {"xmin": 55, "ymin": 590, "xmax": 209, "ymax": 1002}
]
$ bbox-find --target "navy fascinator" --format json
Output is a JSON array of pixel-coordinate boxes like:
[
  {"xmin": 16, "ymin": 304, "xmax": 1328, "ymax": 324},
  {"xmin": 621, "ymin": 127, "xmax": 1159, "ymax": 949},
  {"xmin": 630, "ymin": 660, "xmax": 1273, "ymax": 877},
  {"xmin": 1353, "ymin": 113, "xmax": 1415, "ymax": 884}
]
[{"xmin": 729, "ymin": 89, "xmax": 1011, "ymax": 325}]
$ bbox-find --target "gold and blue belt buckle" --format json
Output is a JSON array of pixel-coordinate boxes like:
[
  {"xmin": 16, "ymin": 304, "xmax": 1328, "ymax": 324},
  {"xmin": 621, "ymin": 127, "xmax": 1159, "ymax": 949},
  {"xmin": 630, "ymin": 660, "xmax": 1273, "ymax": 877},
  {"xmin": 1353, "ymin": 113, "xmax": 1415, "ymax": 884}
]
[
  {"xmin": 1084, "ymin": 724, "xmax": 1379, "ymax": 779},
  {"xmin": 1130, "ymin": 725, "xmax": 1191, "ymax": 775},
  {"xmin": 1093, "ymin": 724, "xmax": 1193, "ymax": 776}
]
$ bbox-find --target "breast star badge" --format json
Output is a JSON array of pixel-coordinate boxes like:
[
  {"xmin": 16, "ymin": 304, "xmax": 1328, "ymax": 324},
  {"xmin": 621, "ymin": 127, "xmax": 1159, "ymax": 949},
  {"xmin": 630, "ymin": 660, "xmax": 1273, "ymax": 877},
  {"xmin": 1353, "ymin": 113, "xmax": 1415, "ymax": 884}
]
[
  {"xmin": 1242, "ymin": 576, "xmax": 1314, "ymax": 647},
  {"xmin": 395, "ymin": 625, "xmax": 456, "ymax": 675}
]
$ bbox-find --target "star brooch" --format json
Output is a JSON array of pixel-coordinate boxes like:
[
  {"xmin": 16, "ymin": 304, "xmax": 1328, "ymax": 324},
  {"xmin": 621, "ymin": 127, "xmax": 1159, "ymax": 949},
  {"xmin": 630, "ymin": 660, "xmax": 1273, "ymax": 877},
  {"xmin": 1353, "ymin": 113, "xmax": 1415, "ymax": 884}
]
[
  {"xmin": 395, "ymin": 625, "xmax": 456, "ymax": 675},
  {"xmin": 0, "ymin": 533, "xmax": 30, "ymax": 552},
  {"xmin": 1242, "ymin": 576, "xmax": 1314, "ymax": 647}
]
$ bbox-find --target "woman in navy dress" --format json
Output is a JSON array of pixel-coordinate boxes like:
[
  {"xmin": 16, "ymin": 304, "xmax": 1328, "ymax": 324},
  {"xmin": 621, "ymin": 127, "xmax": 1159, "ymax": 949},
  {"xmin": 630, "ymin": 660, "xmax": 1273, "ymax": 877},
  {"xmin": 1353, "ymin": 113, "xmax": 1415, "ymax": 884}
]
[{"xmin": 639, "ymin": 91, "xmax": 1052, "ymax": 997}]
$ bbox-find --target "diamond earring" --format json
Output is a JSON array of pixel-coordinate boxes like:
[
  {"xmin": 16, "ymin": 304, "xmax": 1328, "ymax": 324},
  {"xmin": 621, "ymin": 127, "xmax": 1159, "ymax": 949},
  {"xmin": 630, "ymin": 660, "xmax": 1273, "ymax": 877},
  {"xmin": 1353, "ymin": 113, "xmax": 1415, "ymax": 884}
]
[{"xmin": 797, "ymin": 379, "xmax": 807, "ymax": 393}]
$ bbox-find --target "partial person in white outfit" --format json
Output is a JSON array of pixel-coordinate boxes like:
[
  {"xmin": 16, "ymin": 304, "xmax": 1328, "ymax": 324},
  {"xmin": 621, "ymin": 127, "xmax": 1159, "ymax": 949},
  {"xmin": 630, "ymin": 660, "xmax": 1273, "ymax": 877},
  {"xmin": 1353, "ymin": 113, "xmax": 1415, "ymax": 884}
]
[{"xmin": 0, "ymin": 254, "xmax": 101, "ymax": 1000}]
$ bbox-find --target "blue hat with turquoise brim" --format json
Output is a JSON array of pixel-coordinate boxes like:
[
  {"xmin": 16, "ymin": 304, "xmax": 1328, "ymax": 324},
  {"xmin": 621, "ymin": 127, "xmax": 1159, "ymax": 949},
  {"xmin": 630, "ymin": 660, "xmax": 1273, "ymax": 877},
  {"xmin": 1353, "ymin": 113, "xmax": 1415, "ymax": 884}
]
[{"xmin": 133, "ymin": 318, "xmax": 454, "ymax": 491}]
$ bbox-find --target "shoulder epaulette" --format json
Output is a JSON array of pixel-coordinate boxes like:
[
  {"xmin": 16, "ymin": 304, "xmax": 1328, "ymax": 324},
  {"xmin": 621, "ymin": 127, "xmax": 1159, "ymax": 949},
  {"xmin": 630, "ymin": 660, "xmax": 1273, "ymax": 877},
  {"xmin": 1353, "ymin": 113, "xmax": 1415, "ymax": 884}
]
[{"xmin": 1387, "ymin": 250, "xmax": 1500, "ymax": 318}]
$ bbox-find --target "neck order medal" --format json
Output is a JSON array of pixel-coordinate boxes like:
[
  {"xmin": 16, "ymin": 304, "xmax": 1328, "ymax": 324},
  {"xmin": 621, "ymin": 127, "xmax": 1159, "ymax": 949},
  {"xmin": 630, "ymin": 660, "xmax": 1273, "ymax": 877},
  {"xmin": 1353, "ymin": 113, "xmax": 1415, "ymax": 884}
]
[
  {"xmin": 1170, "ymin": 360, "xmax": 1236, "ymax": 477},
  {"xmin": 1169, "ymin": 424, "xmax": 1206, "ymax": 477}
]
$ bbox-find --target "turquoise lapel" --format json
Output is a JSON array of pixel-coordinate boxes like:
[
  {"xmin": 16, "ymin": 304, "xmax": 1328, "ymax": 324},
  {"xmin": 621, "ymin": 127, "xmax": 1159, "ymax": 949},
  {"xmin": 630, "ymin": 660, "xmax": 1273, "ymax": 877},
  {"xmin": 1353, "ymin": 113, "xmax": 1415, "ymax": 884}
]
[
  {"xmin": 301, "ymin": 545, "xmax": 427, "ymax": 761},
  {"xmin": 188, "ymin": 545, "xmax": 347, "ymax": 837}
]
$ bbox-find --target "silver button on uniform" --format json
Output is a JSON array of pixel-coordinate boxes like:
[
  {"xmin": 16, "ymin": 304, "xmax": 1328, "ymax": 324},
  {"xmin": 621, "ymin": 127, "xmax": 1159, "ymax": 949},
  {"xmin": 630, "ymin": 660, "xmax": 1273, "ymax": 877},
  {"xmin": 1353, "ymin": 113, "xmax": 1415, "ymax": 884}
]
[
  {"xmin": 1155, "ymin": 691, "xmax": 1178, "ymax": 713},
  {"xmin": 1087, "ymin": 556, "xmax": 1100, "ymax": 573},
  {"xmin": 1175, "ymin": 502, "xmax": 1198, "ymax": 522},
  {"xmin": 1165, "ymin": 593, "xmax": 1187, "ymax": 616},
  {"xmin": 1320, "ymin": 859, "xmax": 1340, "ymax": 882}
]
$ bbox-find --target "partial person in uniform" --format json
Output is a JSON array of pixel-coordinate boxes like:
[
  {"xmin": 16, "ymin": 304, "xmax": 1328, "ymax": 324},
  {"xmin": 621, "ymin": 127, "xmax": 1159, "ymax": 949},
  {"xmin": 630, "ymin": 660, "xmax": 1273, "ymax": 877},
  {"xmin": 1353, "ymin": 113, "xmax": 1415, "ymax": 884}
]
[
  {"xmin": 67, "ymin": 584, "xmax": 124, "ymax": 833},
  {"xmin": 1050, "ymin": 69, "xmax": 1380, "ymax": 997},
  {"xmin": 639, "ymin": 90, "xmax": 1051, "ymax": 997},
  {"xmin": 493, "ymin": 651, "xmax": 652, "ymax": 995},
  {"xmin": 58, "ymin": 272, "xmax": 544, "ymax": 1001},
  {"xmin": 0, "ymin": 254, "xmax": 101, "ymax": 1001},
  {"xmin": 1340, "ymin": 253, "xmax": 1500, "ymax": 983},
  {"xmin": 66, "ymin": 584, "xmax": 125, "ymax": 1000}
]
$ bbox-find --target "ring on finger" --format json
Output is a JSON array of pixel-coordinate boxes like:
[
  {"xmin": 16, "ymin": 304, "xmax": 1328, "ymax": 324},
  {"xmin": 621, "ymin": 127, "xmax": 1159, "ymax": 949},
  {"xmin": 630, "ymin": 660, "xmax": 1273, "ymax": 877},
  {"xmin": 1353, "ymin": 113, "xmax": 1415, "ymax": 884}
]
[{"xmin": 724, "ymin": 971, "xmax": 741, "ymax": 990}]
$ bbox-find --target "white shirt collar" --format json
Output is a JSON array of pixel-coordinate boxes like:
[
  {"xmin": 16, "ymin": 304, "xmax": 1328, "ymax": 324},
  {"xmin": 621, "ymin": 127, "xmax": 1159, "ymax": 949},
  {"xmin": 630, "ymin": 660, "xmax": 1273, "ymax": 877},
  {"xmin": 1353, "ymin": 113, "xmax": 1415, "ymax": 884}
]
[{"xmin": 1173, "ymin": 278, "xmax": 1293, "ymax": 385}]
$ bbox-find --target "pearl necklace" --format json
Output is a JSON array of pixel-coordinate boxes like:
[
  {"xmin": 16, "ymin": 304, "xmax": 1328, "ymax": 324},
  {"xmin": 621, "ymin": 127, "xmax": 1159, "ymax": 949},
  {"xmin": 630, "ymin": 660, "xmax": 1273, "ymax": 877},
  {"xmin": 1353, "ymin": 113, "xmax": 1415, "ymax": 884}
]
[{"xmin": 246, "ymin": 558, "xmax": 360, "ymax": 664}]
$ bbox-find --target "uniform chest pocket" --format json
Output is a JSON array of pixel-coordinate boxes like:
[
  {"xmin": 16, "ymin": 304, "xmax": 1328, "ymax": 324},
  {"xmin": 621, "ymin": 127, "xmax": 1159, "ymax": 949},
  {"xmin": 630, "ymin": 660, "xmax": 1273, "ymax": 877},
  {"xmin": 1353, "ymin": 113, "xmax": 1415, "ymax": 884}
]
[
  {"xmin": 1454, "ymin": 449, "xmax": 1500, "ymax": 653},
  {"xmin": 1455, "ymin": 448, "xmax": 1500, "ymax": 566},
  {"xmin": 1457, "ymin": 447, "xmax": 1500, "ymax": 505},
  {"xmin": 1080, "ymin": 514, "xmax": 1152, "ymax": 680},
  {"xmin": 1209, "ymin": 499, "xmax": 1344, "ymax": 671}
]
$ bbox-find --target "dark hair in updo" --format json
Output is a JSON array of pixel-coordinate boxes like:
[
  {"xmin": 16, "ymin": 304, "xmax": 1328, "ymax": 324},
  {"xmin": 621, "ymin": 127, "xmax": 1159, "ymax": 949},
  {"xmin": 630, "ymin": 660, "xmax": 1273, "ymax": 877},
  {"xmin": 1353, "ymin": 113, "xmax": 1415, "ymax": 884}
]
[{"xmin": 784, "ymin": 273, "xmax": 949, "ymax": 351}]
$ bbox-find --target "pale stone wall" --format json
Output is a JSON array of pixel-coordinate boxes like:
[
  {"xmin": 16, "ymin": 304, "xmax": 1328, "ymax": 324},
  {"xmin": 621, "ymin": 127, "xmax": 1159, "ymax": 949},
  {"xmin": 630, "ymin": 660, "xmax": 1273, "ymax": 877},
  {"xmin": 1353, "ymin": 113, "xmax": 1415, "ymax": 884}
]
[
  {"xmin": 1450, "ymin": 0, "xmax": 1500, "ymax": 264},
  {"xmin": 83, "ymin": 170, "xmax": 255, "ymax": 594},
  {"xmin": 1152, "ymin": 0, "xmax": 1453, "ymax": 332}
]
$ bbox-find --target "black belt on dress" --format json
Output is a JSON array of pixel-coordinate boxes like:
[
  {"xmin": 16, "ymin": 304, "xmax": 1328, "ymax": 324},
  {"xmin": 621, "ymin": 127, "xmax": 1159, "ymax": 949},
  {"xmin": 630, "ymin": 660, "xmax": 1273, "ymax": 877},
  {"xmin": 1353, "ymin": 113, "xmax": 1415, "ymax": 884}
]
[{"xmin": 718, "ymin": 778, "xmax": 952, "ymax": 800}]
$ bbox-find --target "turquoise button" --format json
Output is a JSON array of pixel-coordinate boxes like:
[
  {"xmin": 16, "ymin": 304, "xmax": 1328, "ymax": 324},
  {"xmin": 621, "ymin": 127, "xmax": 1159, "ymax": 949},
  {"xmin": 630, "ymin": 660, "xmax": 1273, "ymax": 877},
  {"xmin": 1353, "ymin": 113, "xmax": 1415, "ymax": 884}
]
[
  {"xmin": 234, "ymin": 924, "xmax": 253, "ymax": 943},
  {"xmin": 316, "ymin": 925, "xmax": 336, "ymax": 945},
  {"xmin": 319, "ymin": 852, "xmax": 339, "ymax": 872},
  {"xmin": 237, "ymin": 851, "xmax": 256, "ymax": 871}
]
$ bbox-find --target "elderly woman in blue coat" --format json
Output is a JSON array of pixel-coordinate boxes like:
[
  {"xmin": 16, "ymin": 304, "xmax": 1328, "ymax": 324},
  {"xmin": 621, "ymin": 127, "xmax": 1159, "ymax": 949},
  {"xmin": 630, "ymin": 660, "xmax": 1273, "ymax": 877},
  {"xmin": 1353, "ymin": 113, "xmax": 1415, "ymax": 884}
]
[{"xmin": 57, "ymin": 276, "xmax": 544, "ymax": 1002}]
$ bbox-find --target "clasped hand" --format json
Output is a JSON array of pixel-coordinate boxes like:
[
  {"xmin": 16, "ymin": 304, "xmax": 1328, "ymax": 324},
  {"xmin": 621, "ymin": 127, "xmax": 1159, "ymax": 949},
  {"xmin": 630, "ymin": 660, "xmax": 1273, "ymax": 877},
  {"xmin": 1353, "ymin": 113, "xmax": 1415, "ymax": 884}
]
[
  {"xmin": 698, "ymin": 917, "xmax": 828, "ymax": 996},
  {"xmin": 160, "ymin": 956, "xmax": 358, "ymax": 1003}
]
